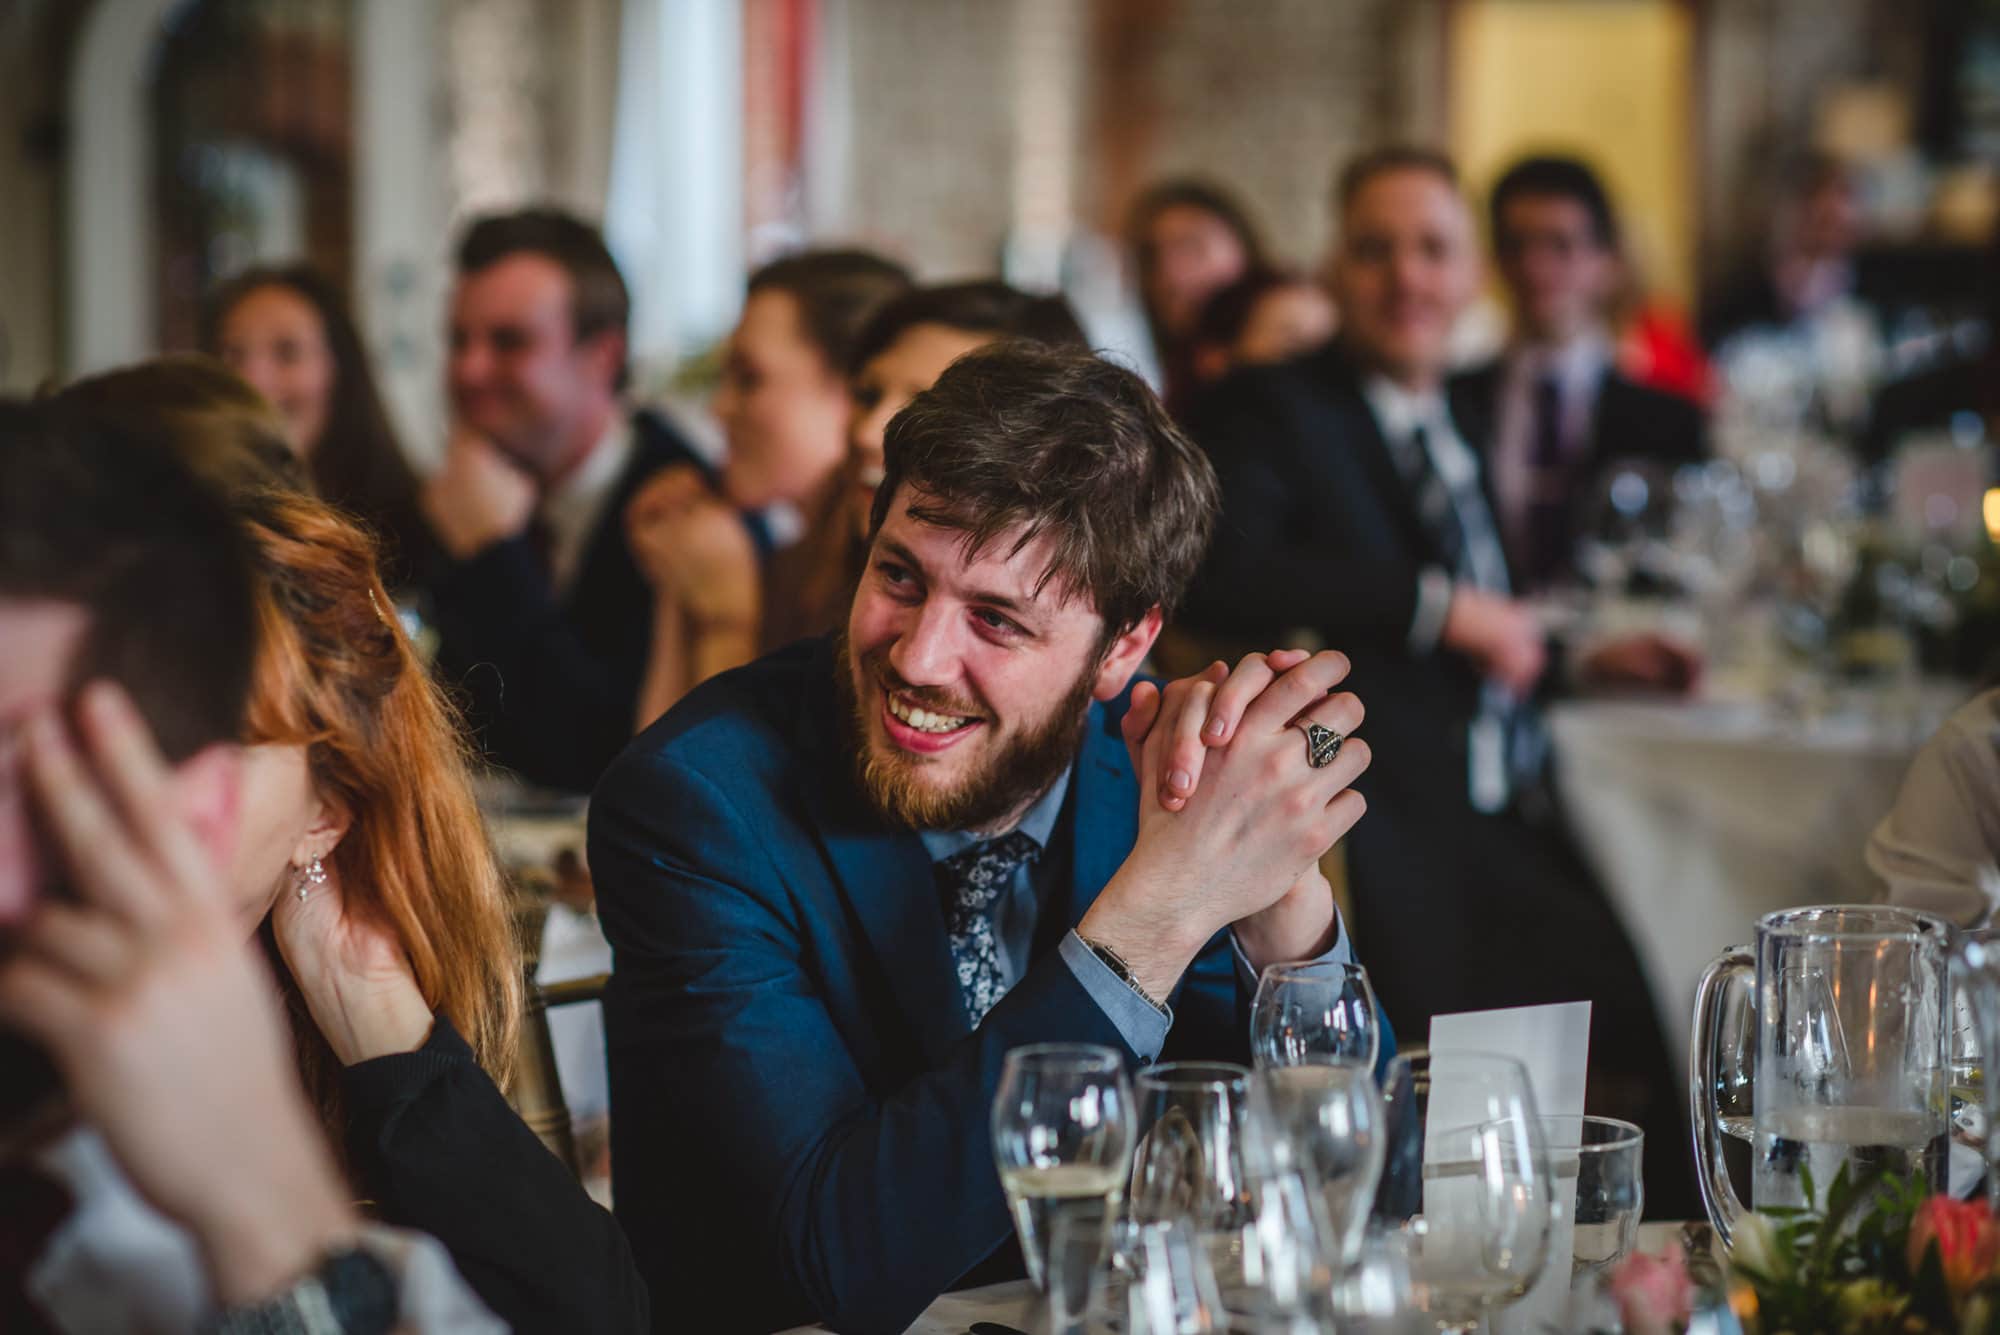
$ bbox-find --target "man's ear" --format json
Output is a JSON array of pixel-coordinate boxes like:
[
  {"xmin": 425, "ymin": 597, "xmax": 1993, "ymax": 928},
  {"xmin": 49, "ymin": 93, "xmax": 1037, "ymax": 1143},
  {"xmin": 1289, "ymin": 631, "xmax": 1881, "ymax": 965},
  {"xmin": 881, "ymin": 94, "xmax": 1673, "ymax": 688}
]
[
  {"xmin": 580, "ymin": 328, "xmax": 627, "ymax": 395},
  {"xmin": 1092, "ymin": 606, "xmax": 1164, "ymax": 702},
  {"xmin": 174, "ymin": 742, "xmax": 245, "ymax": 876}
]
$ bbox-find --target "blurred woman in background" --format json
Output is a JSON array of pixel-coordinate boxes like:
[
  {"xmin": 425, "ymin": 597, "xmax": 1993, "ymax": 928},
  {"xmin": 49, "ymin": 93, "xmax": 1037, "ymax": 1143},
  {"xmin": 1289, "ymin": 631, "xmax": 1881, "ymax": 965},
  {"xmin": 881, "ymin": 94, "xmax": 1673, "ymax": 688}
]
[
  {"xmin": 1126, "ymin": 177, "xmax": 1267, "ymax": 415},
  {"xmin": 57, "ymin": 358, "xmax": 649, "ymax": 1333},
  {"xmin": 770, "ymin": 280, "xmax": 1090, "ymax": 648},
  {"xmin": 204, "ymin": 265, "xmax": 436, "ymax": 586},
  {"xmin": 1184, "ymin": 267, "xmax": 1338, "ymax": 392},
  {"xmin": 626, "ymin": 249, "xmax": 910, "ymax": 727}
]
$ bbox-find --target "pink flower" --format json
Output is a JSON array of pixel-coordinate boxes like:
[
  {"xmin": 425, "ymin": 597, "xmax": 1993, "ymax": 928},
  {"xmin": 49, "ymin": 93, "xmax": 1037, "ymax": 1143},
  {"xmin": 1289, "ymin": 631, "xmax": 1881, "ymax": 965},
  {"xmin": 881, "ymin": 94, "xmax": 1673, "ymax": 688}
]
[
  {"xmin": 1609, "ymin": 1245, "xmax": 1694, "ymax": 1335},
  {"xmin": 1908, "ymin": 1196, "xmax": 2000, "ymax": 1300}
]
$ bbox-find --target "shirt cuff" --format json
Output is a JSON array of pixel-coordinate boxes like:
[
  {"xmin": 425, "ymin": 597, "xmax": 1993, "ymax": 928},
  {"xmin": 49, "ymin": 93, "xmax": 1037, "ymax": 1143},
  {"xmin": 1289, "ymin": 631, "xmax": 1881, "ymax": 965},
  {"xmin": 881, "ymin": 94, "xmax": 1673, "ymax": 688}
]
[
  {"xmin": 1059, "ymin": 930, "xmax": 1172, "ymax": 1063},
  {"xmin": 1227, "ymin": 905, "xmax": 1355, "ymax": 993},
  {"xmin": 1408, "ymin": 566, "xmax": 1455, "ymax": 655}
]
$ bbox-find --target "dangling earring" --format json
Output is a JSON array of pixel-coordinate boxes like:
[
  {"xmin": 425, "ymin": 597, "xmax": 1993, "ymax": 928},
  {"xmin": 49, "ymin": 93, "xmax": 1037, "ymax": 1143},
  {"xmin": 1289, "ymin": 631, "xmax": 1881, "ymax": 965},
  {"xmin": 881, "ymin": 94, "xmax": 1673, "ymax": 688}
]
[{"xmin": 294, "ymin": 854, "xmax": 328, "ymax": 902}]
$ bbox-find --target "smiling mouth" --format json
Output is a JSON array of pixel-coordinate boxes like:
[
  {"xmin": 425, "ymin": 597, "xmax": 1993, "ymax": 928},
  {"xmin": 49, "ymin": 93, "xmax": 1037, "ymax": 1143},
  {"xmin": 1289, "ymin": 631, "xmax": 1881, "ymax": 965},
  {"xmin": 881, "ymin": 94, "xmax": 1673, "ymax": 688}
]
[{"xmin": 884, "ymin": 691, "xmax": 979, "ymax": 735}]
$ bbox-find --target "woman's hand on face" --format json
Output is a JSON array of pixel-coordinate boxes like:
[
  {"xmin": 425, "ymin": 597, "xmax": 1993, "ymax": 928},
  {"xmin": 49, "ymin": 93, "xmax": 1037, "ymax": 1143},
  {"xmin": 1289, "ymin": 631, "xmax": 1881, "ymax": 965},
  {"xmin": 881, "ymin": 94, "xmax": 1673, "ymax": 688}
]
[
  {"xmin": 0, "ymin": 683, "xmax": 357, "ymax": 1304},
  {"xmin": 270, "ymin": 858, "xmax": 432, "ymax": 1067}
]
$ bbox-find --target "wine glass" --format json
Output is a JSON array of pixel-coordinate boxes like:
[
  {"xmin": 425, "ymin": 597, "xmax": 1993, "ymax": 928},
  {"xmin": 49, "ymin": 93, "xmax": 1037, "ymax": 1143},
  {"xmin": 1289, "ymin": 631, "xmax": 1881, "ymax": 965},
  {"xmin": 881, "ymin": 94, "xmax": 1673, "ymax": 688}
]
[
  {"xmin": 991, "ymin": 1044, "xmax": 1134, "ymax": 1292},
  {"xmin": 1251, "ymin": 1064, "xmax": 1387, "ymax": 1269},
  {"xmin": 1376, "ymin": 1051, "xmax": 1552, "ymax": 1333},
  {"xmin": 1250, "ymin": 959, "xmax": 1380, "ymax": 1070}
]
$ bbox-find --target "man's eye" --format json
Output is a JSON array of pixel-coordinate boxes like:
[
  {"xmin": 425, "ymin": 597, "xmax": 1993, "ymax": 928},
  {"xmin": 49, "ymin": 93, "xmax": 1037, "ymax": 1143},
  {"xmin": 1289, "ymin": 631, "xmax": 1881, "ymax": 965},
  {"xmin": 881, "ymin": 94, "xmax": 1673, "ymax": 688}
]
[
  {"xmin": 853, "ymin": 383, "xmax": 882, "ymax": 411},
  {"xmin": 975, "ymin": 609, "xmax": 1020, "ymax": 634}
]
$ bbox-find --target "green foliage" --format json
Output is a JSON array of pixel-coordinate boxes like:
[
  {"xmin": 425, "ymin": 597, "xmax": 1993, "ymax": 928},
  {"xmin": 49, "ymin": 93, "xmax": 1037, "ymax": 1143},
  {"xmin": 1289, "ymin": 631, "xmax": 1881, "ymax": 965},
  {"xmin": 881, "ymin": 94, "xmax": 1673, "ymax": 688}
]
[{"xmin": 1732, "ymin": 1165, "xmax": 1961, "ymax": 1335}]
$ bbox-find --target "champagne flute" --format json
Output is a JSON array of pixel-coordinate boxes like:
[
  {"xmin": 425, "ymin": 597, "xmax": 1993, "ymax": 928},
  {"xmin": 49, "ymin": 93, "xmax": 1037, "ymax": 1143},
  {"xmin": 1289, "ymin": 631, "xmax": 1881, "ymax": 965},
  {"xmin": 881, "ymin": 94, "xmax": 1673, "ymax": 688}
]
[
  {"xmin": 1376, "ymin": 1051, "xmax": 1552, "ymax": 1333},
  {"xmin": 1250, "ymin": 960, "xmax": 1380, "ymax": 1070},
  {"xmin": 991, "ymin": 1044, "xmax": 1134, "ymax": 1292}
]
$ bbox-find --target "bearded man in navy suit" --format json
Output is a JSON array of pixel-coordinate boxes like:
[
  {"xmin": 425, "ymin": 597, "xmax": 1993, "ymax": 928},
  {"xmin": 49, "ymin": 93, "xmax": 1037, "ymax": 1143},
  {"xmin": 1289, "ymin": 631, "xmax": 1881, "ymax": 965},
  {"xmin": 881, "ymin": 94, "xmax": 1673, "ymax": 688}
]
[{"xmin": 590, "ymin": 344, "xmax": 1382, "ymax": 1334}]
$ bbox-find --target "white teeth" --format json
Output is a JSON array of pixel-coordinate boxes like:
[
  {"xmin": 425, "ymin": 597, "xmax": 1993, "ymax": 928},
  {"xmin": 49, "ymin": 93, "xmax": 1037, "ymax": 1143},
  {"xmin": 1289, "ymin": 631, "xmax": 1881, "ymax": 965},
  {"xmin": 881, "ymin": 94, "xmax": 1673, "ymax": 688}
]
[{"xmin": 887, "ymin": 694, "xmax": 972, "ymax": 734}]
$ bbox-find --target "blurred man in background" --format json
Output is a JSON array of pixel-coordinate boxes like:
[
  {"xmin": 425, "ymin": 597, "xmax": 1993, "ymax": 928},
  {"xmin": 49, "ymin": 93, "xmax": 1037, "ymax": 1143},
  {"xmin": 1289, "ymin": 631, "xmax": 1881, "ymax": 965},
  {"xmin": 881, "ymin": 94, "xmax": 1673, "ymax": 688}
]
[
  {"xmin": 1455, "ymin": 155, "xmax": 1706, "ymax": 593},
  {"xmin": 1185, "ymin": 146, "xmax": 1697, "ymax": 1217},
  {"xmin": 423, "ymin": 209, "xmax": 708, "ymax": 793}
]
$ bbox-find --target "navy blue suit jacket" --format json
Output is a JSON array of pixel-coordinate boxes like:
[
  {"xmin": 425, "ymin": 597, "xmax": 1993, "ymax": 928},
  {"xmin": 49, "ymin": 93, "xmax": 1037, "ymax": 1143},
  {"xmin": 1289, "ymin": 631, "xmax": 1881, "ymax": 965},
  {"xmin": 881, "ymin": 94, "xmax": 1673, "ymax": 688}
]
[
  {"xmin": 589, "ymin": 639, "xmax": 1259, "ymax": 1334},
  {"xmin": 433, "ymin": 409, "xmax": 707, "ymax": 794}
]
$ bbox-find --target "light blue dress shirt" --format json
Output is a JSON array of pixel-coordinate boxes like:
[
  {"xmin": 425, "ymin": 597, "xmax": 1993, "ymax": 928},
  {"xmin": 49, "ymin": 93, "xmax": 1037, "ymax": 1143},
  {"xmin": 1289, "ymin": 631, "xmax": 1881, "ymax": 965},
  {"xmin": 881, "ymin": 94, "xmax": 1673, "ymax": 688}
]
[{"xmin": 920, "ymin": 766, "xmax": 1353, "ymax": 1062}]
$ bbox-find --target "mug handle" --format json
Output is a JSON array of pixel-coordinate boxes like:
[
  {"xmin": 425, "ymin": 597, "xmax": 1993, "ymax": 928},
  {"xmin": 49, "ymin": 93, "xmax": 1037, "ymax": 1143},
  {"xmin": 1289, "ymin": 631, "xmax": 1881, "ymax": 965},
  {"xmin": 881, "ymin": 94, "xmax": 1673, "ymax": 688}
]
[{"xmin": 1691, "ymin": 944, "xmax": 1754, "ymax": 1248}]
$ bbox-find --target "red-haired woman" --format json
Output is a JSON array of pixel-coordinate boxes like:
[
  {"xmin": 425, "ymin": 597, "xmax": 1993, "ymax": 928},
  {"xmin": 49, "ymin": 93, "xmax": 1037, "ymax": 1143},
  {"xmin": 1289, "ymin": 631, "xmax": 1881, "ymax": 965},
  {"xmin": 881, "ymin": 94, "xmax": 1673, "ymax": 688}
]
[{"xmin": 58, "ymin": 360, "xmax": 647, "ymax": 1332}]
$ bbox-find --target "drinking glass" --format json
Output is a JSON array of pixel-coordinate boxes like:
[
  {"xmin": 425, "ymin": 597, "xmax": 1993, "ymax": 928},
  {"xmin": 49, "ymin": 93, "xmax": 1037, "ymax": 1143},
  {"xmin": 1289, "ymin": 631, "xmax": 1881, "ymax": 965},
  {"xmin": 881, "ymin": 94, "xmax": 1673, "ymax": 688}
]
[
  {"xmin": 1131, "ymin": 1062, "xmax": 1254, "ymax": 1230},
  {"xmin": 1544, "ymin": 1115, "xmax": 1644, "ymax": 1279},
  {"xmin": 1331, "ymin": 1226, "xmax": 1432, "ymax": 1335},
  {"xmin": 991, "ymin": 1044, "xmax": 1134, "ymax": 1292},
  {"xmin": 1376, "ymin": 1051, "xmax": 1553, "ymax": 1333},
  {"xmin": 1250, "ymin": 1064, "xmax": 1387, "ymax": 1268},
  {"xmin": 1131, "ymin": 1063, "xmax": 1259, "ymax": 1317},
  {"xmin": 1250, "ymin": 960, "xmax": 1380, "ymax": 1070}
]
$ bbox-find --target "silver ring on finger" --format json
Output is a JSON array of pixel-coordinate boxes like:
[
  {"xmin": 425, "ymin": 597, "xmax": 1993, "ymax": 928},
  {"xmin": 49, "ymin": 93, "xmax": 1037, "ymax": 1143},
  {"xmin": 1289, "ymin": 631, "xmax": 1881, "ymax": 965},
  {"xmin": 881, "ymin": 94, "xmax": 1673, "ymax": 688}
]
[{"xmin": 1292, "ymin": 719, "xmax": 1343, "ymax": 769}]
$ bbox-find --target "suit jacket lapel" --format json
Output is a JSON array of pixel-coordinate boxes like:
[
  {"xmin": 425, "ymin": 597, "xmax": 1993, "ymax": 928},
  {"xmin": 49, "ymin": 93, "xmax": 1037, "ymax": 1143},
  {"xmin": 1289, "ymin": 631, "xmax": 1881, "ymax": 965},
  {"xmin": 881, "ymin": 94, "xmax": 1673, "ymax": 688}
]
[
  {"xmin": 1320, "ymin": 350, "xmax": 1439, "ymax": 567},
  {"xmin": 1063, "ymin": 699, "xmax": 1138, "ymax": 926},
  {"xmin": 794, "ymin": 649, "xmax": 968, "ymax": 1067}
]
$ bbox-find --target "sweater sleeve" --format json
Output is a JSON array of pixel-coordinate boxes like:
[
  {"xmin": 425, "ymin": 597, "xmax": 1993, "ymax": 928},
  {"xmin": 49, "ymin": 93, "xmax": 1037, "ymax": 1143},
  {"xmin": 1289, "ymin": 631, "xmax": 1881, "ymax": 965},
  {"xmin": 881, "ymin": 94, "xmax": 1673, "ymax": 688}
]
[{"xmin": 341, "ymin": 1014, "xmax": 648, "ymax": 1333}]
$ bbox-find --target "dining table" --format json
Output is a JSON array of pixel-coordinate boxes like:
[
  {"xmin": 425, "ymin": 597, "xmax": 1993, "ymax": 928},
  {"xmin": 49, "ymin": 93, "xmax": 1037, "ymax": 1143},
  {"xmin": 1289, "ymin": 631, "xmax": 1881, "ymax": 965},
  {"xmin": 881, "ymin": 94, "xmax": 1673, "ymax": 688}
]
[
  {"xmin": 1547, "ymin": 678, "xmax": 1966, "ymax": 1081},
  {"xmin": 779, "ymin": 1221, "xmax": 1714, "ymax": 1334}
]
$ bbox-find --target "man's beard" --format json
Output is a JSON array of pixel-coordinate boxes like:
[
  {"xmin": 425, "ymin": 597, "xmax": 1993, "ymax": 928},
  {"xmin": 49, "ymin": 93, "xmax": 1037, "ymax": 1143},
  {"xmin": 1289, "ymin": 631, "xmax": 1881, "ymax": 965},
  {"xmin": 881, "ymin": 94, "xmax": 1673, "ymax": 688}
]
[{"xmin": 834, "ymin": 630, "xmax": 1097, "ymax": 833}]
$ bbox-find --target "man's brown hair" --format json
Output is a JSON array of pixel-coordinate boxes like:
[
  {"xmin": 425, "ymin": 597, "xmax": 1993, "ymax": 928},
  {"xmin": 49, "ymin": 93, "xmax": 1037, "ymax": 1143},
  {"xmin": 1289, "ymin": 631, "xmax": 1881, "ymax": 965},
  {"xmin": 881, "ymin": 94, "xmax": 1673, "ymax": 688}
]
[
  {"xmin": 456, "ymin": 207, "xmax": 632, "ymax": 388},
  {"xmin": 1334, "ymin": 145, "xmax": 1460, "ymax": 216},
  {"xmin": 0, "ymin": 397, "xmax": 257, "ymax": 761},
  {"xmin": 870, "ymin": 343, "xmax": 1220, "ymax": 635}
]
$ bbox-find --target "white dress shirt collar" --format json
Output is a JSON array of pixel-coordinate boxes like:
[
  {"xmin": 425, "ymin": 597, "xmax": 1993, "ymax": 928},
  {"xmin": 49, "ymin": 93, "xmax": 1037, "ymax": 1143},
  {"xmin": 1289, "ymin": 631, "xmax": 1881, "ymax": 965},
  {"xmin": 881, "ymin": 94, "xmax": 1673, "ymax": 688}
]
[{"xmin": 539, "ymin": 414, "xmax": 635, "ymax": 597}]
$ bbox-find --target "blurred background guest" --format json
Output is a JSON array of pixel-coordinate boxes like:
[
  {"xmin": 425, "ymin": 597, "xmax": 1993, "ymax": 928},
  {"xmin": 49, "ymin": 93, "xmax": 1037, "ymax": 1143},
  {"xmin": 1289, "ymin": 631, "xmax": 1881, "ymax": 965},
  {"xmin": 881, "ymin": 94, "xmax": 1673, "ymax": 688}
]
[
  {"xmin": 423, "ymin": 208, "xmax": 708, "ymax": 795},
  {"xmin": 203, "ymin": 264, "xmax": 438, "ymax": 588},
  {"xmin": 626, "ymin": 249, "xmax": 910, "ymax": 728},
  {"xmin": 771, "ymin": 279, "xmax": 1090, "ymax": 649},
  {"xmin": 1704, "ymin": 153, "xmax": 1883, "ymax": 435},
  {"xmin": 56, "ymin": 359, "xmax": 649, "ymax": 1333},
  {"xmin": 1455, "ymin": 155, "xmax": 1707, "ymax": 593},
  {"xmin": 1185, "ymin": 267, "xmax": 1338, "ymax": 392},
  {"xmin": 1126, "ymin": 177, "xmax": 1267, "ymax": 416},
  {"xmin": 1870, "ymin": 684, "xmax": 2000, "ymax": 926},
  {"xmin": 1865, "ymin": 217, "xmax": 2000, "ymax": 460},
  {"xmin": 1185, "ymin": 146, "xmax": 1695, "ymax": 1216}
]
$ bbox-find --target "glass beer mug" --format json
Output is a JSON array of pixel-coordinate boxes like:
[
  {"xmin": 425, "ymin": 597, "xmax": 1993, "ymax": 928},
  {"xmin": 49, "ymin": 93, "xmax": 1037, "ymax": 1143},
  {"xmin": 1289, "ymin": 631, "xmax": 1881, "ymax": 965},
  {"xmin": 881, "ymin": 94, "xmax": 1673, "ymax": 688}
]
[{"xmin": 1691, "ymin": 906, "xmax": 1950, "ymax": 1245}]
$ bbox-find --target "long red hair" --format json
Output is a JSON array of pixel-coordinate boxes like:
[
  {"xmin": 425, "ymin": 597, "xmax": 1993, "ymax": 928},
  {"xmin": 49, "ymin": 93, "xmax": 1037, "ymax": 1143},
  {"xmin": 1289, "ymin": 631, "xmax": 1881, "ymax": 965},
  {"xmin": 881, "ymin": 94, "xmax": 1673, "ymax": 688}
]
[{"xmin": 239, "ymin": 488, "xmax": 522, "ymax": 1124}]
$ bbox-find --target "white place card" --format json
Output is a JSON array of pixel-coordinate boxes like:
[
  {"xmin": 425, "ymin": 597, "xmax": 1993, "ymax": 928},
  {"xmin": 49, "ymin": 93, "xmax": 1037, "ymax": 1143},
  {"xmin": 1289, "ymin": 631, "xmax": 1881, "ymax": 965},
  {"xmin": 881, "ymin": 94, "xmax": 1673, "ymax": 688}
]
[{"xmin": 1426, "ymin": 1001, "xmax": 1593, "ymax": 1334}]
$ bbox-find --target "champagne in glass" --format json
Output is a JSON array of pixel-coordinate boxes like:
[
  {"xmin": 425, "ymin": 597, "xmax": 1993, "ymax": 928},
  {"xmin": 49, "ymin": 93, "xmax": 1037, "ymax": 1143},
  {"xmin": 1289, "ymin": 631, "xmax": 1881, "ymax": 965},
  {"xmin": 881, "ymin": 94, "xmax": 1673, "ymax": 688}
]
[
  {"xmin": 1001, "ymin": 1161, "xmax": 1125, "ymax": 1294},
  {"xmin": 992, "ymin": 1045, "xmax": 1134, "ymax": 1291}
]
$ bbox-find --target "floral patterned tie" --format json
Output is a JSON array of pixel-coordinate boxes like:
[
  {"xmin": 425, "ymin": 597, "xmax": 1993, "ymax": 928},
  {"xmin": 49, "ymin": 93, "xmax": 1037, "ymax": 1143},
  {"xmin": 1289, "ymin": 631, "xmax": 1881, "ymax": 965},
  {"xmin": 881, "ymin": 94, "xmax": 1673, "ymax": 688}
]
[{"xmin": 935, "ymin": 831, "xmax": 1042, "ymax": 1027}]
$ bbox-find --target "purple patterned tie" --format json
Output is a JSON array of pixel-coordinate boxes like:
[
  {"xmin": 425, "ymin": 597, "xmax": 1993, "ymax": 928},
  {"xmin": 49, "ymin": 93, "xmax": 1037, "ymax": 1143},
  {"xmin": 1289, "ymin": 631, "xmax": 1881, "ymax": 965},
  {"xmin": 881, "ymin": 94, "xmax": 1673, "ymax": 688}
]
[{"xmin": 935, "ymin": 831, "xmax": 1042, "ymax": 1027}]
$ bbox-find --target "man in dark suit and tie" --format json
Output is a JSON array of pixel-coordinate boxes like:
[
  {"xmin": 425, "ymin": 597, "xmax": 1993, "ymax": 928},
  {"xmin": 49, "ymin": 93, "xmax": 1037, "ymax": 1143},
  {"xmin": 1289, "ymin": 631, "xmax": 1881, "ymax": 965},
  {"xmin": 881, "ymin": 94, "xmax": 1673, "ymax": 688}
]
[
  {"xmin": 1453, "ymin": 155, "xmax": 1707, "ymax": 593},
  {"xmin": 1184, "ymin": 147, "xmax": 1695, "ymax": 1218},
  {"xmin": 590, "ymin": 344, "xmax": 1380, "ymax": 1334},
  {"xmin": 423, "ymin": 209, "xmax": 710, "ymax": 793}
]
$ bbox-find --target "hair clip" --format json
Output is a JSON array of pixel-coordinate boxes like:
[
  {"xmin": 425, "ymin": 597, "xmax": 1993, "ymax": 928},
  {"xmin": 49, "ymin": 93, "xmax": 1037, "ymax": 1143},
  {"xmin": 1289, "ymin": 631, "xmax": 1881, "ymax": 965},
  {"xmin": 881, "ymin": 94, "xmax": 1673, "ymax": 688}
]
[{"xmin": 367, "ymin": 586, "xmax": 393, "ymax": 628}]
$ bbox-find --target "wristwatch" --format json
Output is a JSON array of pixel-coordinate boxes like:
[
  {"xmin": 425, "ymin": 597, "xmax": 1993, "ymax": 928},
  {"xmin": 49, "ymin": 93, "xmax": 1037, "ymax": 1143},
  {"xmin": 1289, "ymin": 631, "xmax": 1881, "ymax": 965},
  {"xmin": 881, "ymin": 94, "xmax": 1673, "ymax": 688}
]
[
  {"xmin": 206, "ymin": 1247, "xmax": 398, "ymax": 1335},
  {"xmin": 1078, "ymin": 936, "xmax": 1171, "ymax": 1017}
]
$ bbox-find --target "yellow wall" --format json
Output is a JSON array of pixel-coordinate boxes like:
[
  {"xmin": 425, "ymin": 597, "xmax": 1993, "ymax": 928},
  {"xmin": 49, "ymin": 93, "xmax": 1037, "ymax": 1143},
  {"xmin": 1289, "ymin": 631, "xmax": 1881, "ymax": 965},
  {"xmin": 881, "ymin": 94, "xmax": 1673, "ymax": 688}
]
[{"xmin": 1451, "ymin": 0, "xmax": 1695, "ymax": 307}]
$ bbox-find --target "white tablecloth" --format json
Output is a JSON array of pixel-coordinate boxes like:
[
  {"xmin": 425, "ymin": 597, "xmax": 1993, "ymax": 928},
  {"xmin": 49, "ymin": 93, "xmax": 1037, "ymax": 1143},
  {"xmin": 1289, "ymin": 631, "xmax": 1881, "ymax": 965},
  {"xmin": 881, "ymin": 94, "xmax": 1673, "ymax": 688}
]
[
  {"xmin": 781, "ymin": 1223, "xmax": 1706, "ymax": 1334},
  {"xmin": 1549, "ymin": 691, "xmax": 1955, "ymax": 1079}
]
